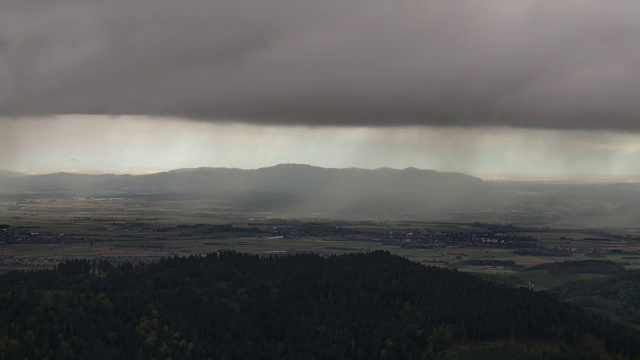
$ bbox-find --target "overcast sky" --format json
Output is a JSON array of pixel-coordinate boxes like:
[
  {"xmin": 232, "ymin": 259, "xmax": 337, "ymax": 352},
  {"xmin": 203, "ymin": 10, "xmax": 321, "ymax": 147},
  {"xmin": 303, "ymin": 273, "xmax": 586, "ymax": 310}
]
[{"xmin": 1, "ymin": 1, "xmax": 640, "ymax": 177}]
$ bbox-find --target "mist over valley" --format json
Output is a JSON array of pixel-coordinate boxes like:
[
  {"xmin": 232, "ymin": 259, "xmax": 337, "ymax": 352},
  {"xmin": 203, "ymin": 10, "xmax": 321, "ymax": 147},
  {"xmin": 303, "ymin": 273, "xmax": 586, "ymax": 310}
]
[{"xmin": 2, "ymin": 164, "xmax": 639, "ymax": 229}]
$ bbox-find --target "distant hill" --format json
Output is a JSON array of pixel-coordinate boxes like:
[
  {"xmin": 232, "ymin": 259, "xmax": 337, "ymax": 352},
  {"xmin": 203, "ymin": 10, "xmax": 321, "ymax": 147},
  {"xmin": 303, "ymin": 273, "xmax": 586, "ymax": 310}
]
[
  {"xmin": 0, "ymin": 164, "xmax": 488, "ymax": 216},
  {"xmin": 4, "ymin": 164, "xmax": 640, "ymax": 225},
  {"xmin": 145, "ymin": 163, "xmax": 485, "ymax": 194}
]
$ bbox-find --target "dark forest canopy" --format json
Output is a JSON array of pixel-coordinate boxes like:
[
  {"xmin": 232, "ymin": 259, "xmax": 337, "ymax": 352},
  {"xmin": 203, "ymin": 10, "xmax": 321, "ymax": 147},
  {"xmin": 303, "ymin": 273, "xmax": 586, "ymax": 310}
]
[
  {"xmin": 526, "ymin": 259, "xmax": 628, "ymax": 276},
  {"xmin": 1, "ymin": 251, "xmax": 639, "ymax": 359},
  {"xmin": 554, "ymin": 268, "xmax": 640, "ymax": 325}
]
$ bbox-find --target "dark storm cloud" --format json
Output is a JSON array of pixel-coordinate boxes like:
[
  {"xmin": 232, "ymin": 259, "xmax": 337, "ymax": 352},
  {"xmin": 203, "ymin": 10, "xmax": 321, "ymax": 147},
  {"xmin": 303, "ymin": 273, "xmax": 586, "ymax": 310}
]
[{"xmin": 1, "ymin": 0, "xmax": 640, "ymax": 130}]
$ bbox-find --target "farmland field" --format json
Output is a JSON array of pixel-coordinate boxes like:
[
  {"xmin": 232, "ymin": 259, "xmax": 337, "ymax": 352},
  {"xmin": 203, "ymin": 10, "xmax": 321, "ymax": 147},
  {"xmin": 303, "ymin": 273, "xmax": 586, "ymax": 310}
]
[{"xmin": 2, "ymin": 197, "xmax": 639, "ymax": 285}]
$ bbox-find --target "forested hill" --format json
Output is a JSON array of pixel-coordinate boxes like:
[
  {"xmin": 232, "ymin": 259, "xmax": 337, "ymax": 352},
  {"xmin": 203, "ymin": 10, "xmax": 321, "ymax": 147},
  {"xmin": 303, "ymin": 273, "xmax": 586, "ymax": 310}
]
[
  {"xmin": 554, "ymin": 268, "xmax": 640, "ymax": 324},
  {"xmin": 1, "ymin": 251, "xmax": 639, "ymax": 359}
]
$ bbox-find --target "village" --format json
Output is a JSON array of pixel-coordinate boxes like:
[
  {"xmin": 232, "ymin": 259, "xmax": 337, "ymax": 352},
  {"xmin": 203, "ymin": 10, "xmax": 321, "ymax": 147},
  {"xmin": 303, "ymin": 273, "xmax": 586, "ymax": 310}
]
[{"xmin": 0, "ymin": 220, "xmax": 540, "ymax": 251}]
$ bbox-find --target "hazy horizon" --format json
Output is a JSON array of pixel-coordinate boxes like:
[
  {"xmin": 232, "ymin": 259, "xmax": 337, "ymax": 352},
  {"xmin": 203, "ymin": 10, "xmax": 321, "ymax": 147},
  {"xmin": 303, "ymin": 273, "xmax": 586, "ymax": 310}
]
[
  {"xmin": 2, "ymin": 1, "xmax": 640, "ymax": 180},
  {"xmin": 2, "ymin": 116, "xmax": 640, "ymax": 181}
]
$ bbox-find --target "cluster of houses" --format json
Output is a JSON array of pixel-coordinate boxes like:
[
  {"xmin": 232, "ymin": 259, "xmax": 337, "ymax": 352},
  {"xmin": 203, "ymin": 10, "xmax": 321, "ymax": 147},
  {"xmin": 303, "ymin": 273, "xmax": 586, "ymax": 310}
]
[
  {"xmin": 257, "ymin": 224, "xmax": 538, "ymax": 249},
  {"xmin": 380, "ymin": 230, "xmax": 538, "ymax": 249},
  {"xmin": 86, "ymin": 222, "xmax": 162, "ymax": 232},
  {"xmin": 0, "ymin": 229, "xmax": 88, "ymax": 245}
]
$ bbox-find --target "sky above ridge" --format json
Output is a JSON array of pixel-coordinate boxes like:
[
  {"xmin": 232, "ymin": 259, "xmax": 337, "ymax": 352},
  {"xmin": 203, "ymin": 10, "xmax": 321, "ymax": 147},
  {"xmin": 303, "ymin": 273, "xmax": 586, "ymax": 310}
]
[{"xmin": 1, "ymin": 1, "xmax": 640, "ymax": 177}]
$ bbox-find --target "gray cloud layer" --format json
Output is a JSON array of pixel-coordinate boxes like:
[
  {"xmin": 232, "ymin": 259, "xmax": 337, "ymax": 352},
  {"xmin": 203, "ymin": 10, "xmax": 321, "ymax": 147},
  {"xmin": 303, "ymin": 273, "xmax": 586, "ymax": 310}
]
[{"xmin": 2, "ymin": 1, "xmax": 640, "ymax": 129}]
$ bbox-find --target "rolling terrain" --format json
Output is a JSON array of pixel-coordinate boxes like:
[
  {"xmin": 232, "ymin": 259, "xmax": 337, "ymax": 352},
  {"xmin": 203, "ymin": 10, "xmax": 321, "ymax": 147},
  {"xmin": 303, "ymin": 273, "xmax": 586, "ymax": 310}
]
[{"xmin": 2, "ymin": 164, "xmax": 640, "ymax": 227}]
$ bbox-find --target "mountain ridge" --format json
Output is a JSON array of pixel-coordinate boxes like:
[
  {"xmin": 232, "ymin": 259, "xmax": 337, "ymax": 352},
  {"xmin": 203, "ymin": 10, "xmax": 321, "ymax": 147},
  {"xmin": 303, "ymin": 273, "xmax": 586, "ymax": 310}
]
[
  {"xmin": 4, "ymin": 164, "xmax": 640, "ymax": 226},
  {"xmin": 0, "ymin": 163, "xmax": 481, "ymax": 180},
  {"xmin": 0, "ymin": 164, "xmax": 486, "ymax": 216}
]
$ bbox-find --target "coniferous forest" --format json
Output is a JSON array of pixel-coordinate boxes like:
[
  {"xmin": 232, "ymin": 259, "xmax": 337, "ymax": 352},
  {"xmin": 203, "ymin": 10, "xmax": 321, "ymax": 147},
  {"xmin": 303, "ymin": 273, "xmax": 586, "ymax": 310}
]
[{"xmin": 1, "ymin": 251, "xmax": 639, "ymax": 359}]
